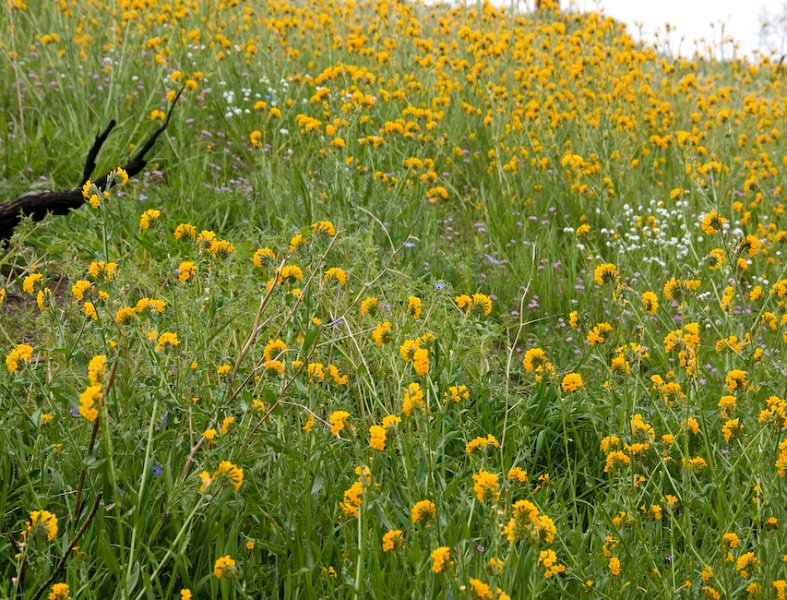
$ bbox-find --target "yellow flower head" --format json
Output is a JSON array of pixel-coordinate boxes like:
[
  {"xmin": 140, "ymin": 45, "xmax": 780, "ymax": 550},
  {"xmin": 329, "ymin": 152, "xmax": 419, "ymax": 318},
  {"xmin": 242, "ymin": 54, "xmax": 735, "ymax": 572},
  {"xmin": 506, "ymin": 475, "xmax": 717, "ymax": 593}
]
[
  {"xmin": 323, "ymin": 267, "xmax": 347, "ymax": 286},
  {"xmin": 472, "ymin": 470, "xmax": 500, "ymax": 503},
  {"xmin": 206, "ymin": 461, "xmax": 243, "ymax": 491},
  {"xmin": 339, "ymin": 480, "xmax": 364, "ymax": 518},
  {"xmin": 174, "ymin": 223, "xmax": 197, "ymax": 241},
  {"xmin": 71, "ymin": 279, "xmax": 92, "ymax": 301},
  {"xmin": 735, "ymin": 552, "xmax": 760, "ymax": 578},
  {"xmin": 156, "ymin": 332, "xmax": 180, "ymax": 352},
  {"xmin": 26, "ymin": 510, "xmax": 58, "ymax": 541},
  {"xmin": 382, "ymin": 529, "xmax": 404, "ymax": 552},
  {"xmin": 263, "ymin": 339, "xmax": 287, "ymax": 362},
  {"xmin": 604, "ymin": 450, "xmax": 630, "ymax": 473},
  {"xmin": 360, "ymin": 296, "xmax": 379, "ymax": 315},
  {"xmin": 328, "ymin": 364, "xmax": 348, "ymax": 385},
  {"xmin": 329, "ymin": 410, "xmax": 351, "ymax": 436},
  {"xmin": 411, "ymin": 500, "xmax": 437, "ymax": 525},
  {"xmin": 722, "ymin": 418, "xmax": 744, "ymax": 443},
  {"xmin": 382, "ymin": 415, "xmax": 401, "ymax": 429},
  {"xmin": 277, "ymin": 264, "xmax": 304, "ymax": 285},
  {"xmin": 88, "ymin": 355, "xmax": 107, "ymax": 385},
  {"xmin": 739, "ymin": 235, "xmax": 762, "ymax": 258},
  {"xmin": 413, "ymin": 347, "xmax": 430, "ymax": 376},
  {"xmin": 221, "ymin": 416, "xmax": 235, "ymax": 434},
  {"xmin": 6, "ymin": 343, "xmax": 34, "ymax": 372},
  {"xmin": 207, "ymin": 239, "xmax": 235, "ymax": 258},
  {"xmin": 114, "ymin": 167, "xmax": 128, "ymax": 185},
  {"xmin": 402, "ymin": 382, "xmax": 425, "ymax": 416},
  {"xmin": 523, "ymin": 348, "xmax": 548, "ymax": 372},
  {"xmin": 561, "ymin": 372, "xmax": 584, "ymax": 393},
  {"xmin": 431, "ymin": 546, "xmax": 452, "ymax": 572},
  {"xmin": 725, "ymin": 369, "xmax": 748, "ymax": 393},
  {"xmin": 455, "ymin": 294, "xmax": 472, "ymax": 312},
  {"xmin": 454, "ymin": 293, "xmax": 492, "ymax": 316},
  {"xmin": 289, "ymin": 233, "xmax": 307, "ymax": 253},
  {"xmin": 471, "ymin": 293, "xmax": 493, "ymax": 316},
  {"xmin": 468, "ymin": 579, "xmax": 493, "ymax": 599},
  {"xmin": 88, "ymin": 261, "xmax": 118, "ymax": 280},
  {"xmin": 78, "ymin": 384, "xmax": 103, "ymax": 422},
  {"xmin": 399, "ymin": 339, "xmax": 419, "ymax": 362},
  {"xmin": 641, "ymin": 291, "xmax": 659, "ymax": 314},
  {"xmin": 48, "ymin": 583, "xmax": 70, "ymax": 600},
  {"xmin": 133, "ymin": 298, "xmax": 167, "ymax": 315},
  {"xmin": 372, "ymin": 321, "xmax": 392, "ymax": 345},
  {"xmin": 504, "ymin": 500, "xmax": 555, "ymax": 543},
  {"xmin": 23, "ymin": 273, "xmax": 44, "ymax": 295},
  {"xmin": 466, "ymin": 434, "xmax": 499, "ymax": 454},
  {"xmin": 594, "ymin": 263, "xmax": 618, "ymax": 285},
  {"xmin": 508, "ymin": 466, "xmax": 528, "ymax": 484},
  {"xmin": 139, "ymin": 209, "xmax": 161, "ymax": 229},
  {"xmin": 445, "ymin": 385, "xmax": 469, "ymax": 403},
  {"xmin": 214, "ymin": 555, "xmax": 237, "ymax": 578},
  {"xmin": 369, "ymin": 425, "xmax": 387, "ymax": 451},
  {"xmin": 540, "ymin": 549, "xmax": 566, "ymax": 578},
  {"xmin": 252, "ymin": 247, "xmax": 277, "ymax": 268},
  {"xmin": 407, "ymin": 295, "xmax": 422, "ymax": 318},
  {"xmin": 663, "ymin": 278, "xmax": 701, "ymax": 302},
  {"xmin": 81, "ymin": 180, "xmax": 94, "ymax": 200},
  {"xmin": 701, "ymin": 211, "xmax": 726, "ymax": 235},
  {"xmin": 609, "ymin": 557, "xmax": 621, "ymax": 576},
  {"xmin": 311, "ymin": 220, "xmax": 336, "ymax": 237}
]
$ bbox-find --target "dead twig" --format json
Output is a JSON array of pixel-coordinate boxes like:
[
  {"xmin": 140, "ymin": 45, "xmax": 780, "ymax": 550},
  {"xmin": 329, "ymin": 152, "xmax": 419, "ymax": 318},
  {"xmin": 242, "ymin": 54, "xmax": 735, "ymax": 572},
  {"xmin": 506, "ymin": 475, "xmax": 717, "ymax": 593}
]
[{"xmin": 31, "ymin": 492, "xmax": 103, "ymax": 600}]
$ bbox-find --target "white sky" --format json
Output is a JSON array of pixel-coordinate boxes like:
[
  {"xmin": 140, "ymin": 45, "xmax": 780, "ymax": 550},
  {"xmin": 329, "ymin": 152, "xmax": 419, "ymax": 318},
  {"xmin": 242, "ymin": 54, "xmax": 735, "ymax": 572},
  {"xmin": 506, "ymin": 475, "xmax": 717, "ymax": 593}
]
[{"xmin": 571, "ymin": 0, "xmax": 787, "ymax": 59}]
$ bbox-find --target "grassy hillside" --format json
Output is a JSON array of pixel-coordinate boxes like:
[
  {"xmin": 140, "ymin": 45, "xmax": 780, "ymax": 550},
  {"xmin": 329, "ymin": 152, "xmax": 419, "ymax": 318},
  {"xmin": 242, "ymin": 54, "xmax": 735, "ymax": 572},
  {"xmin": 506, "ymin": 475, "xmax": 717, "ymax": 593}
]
[{"xmin": 1, "ymin": 0, "xmax": 786, "ymax": 597}]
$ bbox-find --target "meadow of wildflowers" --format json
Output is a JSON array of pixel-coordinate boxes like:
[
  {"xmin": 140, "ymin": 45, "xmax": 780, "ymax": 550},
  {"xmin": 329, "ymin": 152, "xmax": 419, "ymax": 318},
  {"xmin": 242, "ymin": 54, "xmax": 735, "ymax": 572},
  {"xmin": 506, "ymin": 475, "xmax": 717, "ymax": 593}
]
[{"xmin": 1, "ymin": 0, "xmax": 786, "ymax": 597}]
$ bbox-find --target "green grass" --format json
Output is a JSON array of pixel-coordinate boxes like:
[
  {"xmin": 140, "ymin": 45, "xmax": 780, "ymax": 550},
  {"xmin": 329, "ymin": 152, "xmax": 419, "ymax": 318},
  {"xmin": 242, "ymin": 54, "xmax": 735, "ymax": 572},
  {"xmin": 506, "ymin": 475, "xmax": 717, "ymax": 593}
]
[{"xmin": 1, "ymin": 0, "xmax": 786, "ymax": 598}]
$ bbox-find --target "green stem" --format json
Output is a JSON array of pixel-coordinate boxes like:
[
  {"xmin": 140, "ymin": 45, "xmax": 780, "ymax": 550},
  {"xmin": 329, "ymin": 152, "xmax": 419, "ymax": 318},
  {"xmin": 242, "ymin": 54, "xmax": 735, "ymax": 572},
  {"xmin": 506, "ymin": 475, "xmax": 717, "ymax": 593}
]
[
  {"xmin": 132, "ymin": 495, "xmax": 207, "ymax": 600},
  {"xmin": 124, "ymin": 398, "xmax": 158, "ymax": 594}
]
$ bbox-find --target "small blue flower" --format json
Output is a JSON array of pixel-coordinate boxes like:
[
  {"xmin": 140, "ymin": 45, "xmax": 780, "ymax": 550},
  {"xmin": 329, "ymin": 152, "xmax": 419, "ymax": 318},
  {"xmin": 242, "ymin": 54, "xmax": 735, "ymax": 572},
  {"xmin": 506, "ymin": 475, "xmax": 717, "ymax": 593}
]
[{"xmin": 152, "ymin": 464, "xmax": 163, "ymax": 477}]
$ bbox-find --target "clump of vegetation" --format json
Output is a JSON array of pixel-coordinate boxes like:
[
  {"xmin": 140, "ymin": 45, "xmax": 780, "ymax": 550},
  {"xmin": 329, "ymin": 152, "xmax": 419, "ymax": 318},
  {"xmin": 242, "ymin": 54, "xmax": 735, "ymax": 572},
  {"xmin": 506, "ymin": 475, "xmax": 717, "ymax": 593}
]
[{"xmin": 1, "ymin": 0, "xmax": 786, "ymax": 597}]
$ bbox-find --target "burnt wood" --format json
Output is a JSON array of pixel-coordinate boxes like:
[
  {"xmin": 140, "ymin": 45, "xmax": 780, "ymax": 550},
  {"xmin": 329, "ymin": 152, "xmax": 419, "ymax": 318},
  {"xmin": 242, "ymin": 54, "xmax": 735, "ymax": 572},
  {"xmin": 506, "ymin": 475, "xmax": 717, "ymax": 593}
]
[{"xmin": 0, "ymin": 87, "xmax": 184, "ymax": 242}]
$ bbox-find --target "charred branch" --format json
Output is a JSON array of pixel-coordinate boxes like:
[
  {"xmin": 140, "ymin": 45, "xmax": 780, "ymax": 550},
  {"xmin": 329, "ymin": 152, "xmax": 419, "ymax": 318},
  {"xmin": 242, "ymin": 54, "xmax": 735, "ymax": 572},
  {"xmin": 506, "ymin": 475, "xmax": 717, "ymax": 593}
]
[{"xmin": 0, "ymin": 87, "xmax": 185, "ymax": 242}]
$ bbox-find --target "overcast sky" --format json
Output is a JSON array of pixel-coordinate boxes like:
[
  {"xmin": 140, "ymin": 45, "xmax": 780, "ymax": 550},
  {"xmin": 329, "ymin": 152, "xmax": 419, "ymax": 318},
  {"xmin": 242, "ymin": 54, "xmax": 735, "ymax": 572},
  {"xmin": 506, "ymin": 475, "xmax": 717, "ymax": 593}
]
[{"xmin": 573, "ymin": 0, "xmax": 787, "ymax": 59}]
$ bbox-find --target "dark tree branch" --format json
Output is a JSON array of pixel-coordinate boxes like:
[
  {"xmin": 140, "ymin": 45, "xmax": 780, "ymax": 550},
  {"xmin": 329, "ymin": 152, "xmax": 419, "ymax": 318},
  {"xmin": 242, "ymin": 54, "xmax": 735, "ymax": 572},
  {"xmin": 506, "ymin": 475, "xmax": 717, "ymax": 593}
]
[
  {"xmin": 0, "ymin": 192, "xmax": 86, "ymax": 241},
  {"xmin": 0, "ymin": 87, "xmax": 185, "ymax": 242},
  {"xmin": 120, "ymin": 86, "xmax": 185, "ymax": 180},
  {"xmin": 31, "ymin": 492, "xmax": 103, "ymax": 600},
  {"xmin": 72, "ymin": 414, "xmax": 101, "ymax": 525},
  {"xmin": 81, "ymin": 120, "xmax": 116, "ymax": 187}
]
